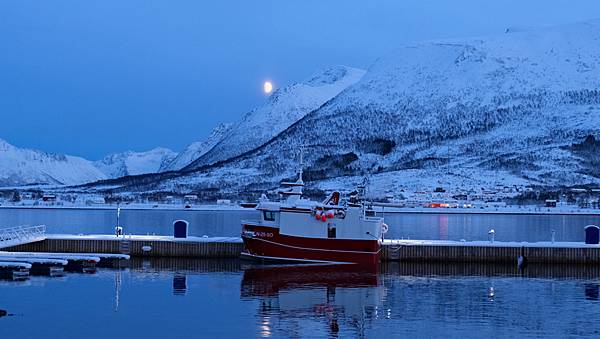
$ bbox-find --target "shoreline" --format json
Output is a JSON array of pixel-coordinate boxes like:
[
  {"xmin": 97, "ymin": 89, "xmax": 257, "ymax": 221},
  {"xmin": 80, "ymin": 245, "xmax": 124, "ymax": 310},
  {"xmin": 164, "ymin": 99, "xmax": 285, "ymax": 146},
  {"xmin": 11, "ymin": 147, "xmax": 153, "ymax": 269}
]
[{"xmin": 0, "ymin": 203, "xmax": 598, "ymax": 216}]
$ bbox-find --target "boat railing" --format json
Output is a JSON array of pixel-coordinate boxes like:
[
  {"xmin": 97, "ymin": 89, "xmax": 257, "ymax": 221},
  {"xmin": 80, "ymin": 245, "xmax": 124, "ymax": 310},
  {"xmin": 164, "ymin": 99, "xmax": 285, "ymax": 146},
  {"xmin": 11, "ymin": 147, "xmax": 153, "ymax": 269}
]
[
  {"xmin": 0, "ymin": 225, "xmax": 46, "ymax": 244},
  {"xmin": 241, "ymin": 220, "xmax": 271, "ymax": 227}
]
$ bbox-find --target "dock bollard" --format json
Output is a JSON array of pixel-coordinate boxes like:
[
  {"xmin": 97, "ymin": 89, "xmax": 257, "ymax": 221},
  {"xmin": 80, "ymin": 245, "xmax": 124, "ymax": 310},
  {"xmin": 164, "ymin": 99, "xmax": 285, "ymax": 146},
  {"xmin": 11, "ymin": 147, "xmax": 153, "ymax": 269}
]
[
  {"xmin": 488, "ymin": 229, "xmax": 495, "ymax": 243},
  {"xmin": 173, "ymin": 220, "xmax": 189, "ymax": 239},
  {"xmin": 584, "ymin": 225, "xmax": 600, "ymax": 244}
]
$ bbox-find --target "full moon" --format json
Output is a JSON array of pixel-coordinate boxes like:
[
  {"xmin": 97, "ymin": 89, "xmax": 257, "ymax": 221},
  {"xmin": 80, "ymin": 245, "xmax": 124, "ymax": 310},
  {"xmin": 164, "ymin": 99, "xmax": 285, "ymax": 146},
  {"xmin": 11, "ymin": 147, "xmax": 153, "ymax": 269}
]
[{"xmin": 263, "ymin": 81, "xmax": 273, "ymax": 94}]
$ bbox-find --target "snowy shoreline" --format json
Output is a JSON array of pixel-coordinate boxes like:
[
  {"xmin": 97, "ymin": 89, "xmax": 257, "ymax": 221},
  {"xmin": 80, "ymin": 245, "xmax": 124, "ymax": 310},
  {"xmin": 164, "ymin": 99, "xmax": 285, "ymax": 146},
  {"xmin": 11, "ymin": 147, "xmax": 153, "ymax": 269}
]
[
  {"xmin": 0, "ymin": 203, "xmax": 598, "ymax": 216},
  {"xmin": 0, "ymin": 204, "xmax": 248, "ymax": 212}
]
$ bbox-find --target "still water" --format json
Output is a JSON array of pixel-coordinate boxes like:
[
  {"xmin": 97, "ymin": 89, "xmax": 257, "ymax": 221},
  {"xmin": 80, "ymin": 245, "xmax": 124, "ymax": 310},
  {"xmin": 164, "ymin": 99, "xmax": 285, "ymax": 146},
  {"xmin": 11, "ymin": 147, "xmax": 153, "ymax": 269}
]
[
  {"xmin": 0, "ymin": 207, "xmax": 599, "ymax": 242},
  {"xmin": 1, "ymin": 259, "xmax": 600, "ymax": 338}
]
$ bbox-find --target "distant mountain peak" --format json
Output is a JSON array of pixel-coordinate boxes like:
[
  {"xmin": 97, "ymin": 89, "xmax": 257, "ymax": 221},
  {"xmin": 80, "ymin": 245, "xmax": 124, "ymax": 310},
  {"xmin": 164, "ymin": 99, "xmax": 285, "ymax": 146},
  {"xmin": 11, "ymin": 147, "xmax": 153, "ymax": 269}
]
[
  {"xmin": 94, "ymin": 147, "xmax": 176, "ymax": 178},
  {"xmin": 0, "ymin": 138, "xmax": 107, "ymax": 187}
]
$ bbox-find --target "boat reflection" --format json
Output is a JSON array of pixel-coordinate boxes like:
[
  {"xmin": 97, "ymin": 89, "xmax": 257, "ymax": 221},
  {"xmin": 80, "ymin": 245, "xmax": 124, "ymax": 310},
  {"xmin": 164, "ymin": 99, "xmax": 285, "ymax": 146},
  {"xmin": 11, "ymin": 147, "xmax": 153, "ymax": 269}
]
[
  {"xmin": 241, "ymin": 264, "xmax": 386, "ymax": 337},
  {"xmin": 585, "ymin": 283, "xmax": 600, "ymax": 301},
  {"xmin": 173, "ymin": 273, "xmax": 187, "ymax": 296}
]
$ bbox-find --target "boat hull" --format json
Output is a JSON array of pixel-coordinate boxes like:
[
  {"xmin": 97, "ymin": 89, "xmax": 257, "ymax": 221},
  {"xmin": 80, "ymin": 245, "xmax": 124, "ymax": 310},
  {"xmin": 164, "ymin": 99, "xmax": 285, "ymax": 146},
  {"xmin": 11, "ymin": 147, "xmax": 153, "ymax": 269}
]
[{"xmin": 242, "ymin": 224, "xmax": 380, "ymax": 265}]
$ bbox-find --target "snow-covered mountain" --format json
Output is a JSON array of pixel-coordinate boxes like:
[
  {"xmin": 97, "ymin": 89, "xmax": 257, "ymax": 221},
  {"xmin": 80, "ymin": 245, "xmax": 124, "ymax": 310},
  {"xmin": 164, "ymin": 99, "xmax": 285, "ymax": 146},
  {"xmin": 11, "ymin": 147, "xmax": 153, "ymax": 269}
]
[
  {"xmin": 97, "ymin": 20, "xmax": 600, "ymax": 195},
  {"xmin": 160, "ymin": 123, "xmax": 232, "ymax": 172},
  {"xmin": 0, "ymin": 139, "xmax": 177, "ymax": 187},
  {"xmin": 0, "ymin": 139, "xmax": 107, "ymax": 187},
  {"xmin": 94, "ymin": 147, "xmax": 176, "ymax": 178},
  {"xmin": 186, "ymin": 65, "xmax": 365, "ymax": 168}
]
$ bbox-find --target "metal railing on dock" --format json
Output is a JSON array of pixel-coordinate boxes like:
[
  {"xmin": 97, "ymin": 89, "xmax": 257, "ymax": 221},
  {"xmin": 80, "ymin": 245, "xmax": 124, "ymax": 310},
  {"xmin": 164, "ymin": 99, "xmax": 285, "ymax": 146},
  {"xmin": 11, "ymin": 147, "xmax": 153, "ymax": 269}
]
[{"xmin": 0, "ymin": 225, "xmax": 46, "ymax": 248}]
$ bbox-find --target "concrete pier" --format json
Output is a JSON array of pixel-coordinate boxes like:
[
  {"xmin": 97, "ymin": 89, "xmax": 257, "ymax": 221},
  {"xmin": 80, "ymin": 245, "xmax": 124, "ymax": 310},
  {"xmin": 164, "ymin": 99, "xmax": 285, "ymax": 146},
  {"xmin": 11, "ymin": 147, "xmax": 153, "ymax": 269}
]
[
  {"xmin": 381, "ymin": 240, "xmax": 600, "ymax": 264},
  {"xmin": 6, "ymin": 235, "xmax": 244, "ymax": 258},
  {"xmin": 5, "ymin": 235, "xmax": 600, "ymax": 264}
]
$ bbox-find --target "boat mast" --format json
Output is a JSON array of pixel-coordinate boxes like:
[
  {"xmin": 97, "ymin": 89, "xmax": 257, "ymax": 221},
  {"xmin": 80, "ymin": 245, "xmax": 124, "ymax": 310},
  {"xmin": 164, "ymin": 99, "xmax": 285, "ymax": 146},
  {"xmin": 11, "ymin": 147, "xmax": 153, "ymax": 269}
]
[{"xmin": 298, "ymin": 146, "xmax": 304, "ymax": 183}]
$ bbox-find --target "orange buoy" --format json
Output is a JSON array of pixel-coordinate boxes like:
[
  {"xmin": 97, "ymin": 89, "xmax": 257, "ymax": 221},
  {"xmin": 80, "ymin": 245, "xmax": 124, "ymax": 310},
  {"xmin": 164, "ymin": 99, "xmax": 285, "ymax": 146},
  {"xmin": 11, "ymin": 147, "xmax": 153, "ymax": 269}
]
[{"xmin": 321, "ymin": 215, "xmax": 327, "ymax": 222}]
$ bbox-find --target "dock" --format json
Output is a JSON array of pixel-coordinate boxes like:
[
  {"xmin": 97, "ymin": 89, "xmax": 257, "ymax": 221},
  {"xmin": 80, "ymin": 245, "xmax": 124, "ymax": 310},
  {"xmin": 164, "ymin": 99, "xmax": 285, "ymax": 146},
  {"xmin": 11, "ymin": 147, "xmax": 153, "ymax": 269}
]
[
  {"xmin": 4, "ymin": 234, "xmax": 600, "ymax": 264},
  {"xmin": 0, "ymin": 226, "xmax": 134, "ymax": 279},
  {"xmin": 381, "ymin": 239, "xmax": 600, "ymax": 264},
  {"xmin": 6, "ymin": 234, "xmax": 244, "ymax": 258}
]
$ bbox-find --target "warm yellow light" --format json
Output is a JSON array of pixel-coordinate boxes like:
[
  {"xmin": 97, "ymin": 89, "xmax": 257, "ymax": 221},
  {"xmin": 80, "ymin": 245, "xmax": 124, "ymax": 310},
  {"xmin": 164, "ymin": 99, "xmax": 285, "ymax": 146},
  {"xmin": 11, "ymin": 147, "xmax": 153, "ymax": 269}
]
[{"xmin": 263, "ymin": 81, "xmax": 273, "ymax": 94}]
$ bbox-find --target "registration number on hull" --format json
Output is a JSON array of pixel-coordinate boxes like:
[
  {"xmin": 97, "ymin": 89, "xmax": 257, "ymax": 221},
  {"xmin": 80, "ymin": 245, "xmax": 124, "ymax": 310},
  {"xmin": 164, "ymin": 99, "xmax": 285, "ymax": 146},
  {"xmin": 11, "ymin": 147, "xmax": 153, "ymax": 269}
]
[
  {"xmin": 243, "ymin": 230, "xmax": 274, "ymax": 238},
  {"xmin": 255, "ymin": 231, "xmax": 274, "ymax": 238}
]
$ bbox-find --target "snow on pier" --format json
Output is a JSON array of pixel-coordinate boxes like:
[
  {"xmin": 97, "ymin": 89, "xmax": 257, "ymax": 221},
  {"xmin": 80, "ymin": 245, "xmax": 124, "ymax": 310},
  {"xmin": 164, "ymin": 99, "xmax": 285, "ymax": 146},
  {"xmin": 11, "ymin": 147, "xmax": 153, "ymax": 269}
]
[{"xmin": 0, "ymin": 256, "xmax": 68, "ymax": 266}]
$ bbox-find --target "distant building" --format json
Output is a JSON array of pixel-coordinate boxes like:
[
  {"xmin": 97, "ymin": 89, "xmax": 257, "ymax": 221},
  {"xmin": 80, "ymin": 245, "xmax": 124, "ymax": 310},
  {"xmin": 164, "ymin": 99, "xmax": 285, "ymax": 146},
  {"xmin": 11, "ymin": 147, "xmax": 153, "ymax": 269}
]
[
  {"xmin": 452, "ymin": 194, "xmax": 468, "ymax": 201},
  {"xmin": 184, "ymin": 195, "xmax": 198, "ymax": 203},
  {"xmin": 545, "ymin": 199, "xmax": 557, "ymax": 208},
  {"xmin": 42, "ymin": 194, "xmax": 57, "ymax": 202},
  {"xmin": 89, "ymin": 197, "xmax": 105, "ymax": 205}
]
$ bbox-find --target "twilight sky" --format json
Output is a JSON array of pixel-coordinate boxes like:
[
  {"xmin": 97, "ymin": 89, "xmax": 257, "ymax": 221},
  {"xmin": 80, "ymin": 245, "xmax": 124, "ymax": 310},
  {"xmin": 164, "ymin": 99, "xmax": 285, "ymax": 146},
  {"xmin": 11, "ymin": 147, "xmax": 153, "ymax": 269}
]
[{"xmin": 1, "ymin": 0, "xmax": 599, "ymax": 159}]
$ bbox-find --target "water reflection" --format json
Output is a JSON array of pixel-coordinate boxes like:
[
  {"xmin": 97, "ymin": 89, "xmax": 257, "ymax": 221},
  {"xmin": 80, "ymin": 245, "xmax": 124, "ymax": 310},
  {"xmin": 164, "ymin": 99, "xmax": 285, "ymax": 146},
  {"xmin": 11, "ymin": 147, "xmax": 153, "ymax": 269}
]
[
  {"xmin": 584, "ymin": 283, "xmax": 600, "ymax": 301},
  {"xmin": 487, "ymin": 286, "xmax": 495, "ymax": 302},
  {"xmin": 3, "ymin": 259, "xmax": 600, "ymax": 338},
  {"xmin": 241, "ymin": 264, "xmax": 384, "ymax": 338},
  {"xmin": 173, "ymin": 274, "xmax": 187, "ymax": 296}
]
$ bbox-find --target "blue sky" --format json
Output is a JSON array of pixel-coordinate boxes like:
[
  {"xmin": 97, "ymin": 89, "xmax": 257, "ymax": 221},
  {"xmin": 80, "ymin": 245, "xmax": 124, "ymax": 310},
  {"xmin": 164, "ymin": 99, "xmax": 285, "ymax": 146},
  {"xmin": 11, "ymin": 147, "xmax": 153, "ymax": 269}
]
[{"xmin": 1, "ymin": 0, "xmax": 599, "ymax": 159}]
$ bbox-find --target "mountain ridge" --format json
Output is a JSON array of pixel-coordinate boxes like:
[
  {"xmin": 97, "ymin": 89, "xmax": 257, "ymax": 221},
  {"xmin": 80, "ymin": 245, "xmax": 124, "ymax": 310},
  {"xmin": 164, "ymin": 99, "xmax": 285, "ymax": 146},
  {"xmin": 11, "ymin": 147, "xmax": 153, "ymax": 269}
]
[
  {"xmin": 96, "ymin": 20, "xmax": 600, "ymax": 195},
  {"xmin": 5, "ymin": 20, "xmax": 600, "ymax": 195}
]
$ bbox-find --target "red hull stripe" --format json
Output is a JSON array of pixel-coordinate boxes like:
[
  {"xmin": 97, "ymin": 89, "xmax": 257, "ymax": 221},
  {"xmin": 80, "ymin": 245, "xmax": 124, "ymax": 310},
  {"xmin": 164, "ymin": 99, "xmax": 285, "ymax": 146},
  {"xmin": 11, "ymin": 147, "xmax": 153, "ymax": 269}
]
[
  {"xmin": 242, "ymin": 237, "xmax": 379, "ymax": 265},
  {"xmin": 243, "ymin": 224, "xmax": 379, "ymax": 252},
  {"xmin": 243, "ymin": 235, "xmax": 381, "ymax": 255}
]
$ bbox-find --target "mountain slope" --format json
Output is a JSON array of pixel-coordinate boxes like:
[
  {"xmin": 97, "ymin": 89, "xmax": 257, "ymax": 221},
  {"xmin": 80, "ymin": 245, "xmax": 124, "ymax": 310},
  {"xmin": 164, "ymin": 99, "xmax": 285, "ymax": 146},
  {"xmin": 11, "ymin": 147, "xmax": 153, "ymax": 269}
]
[
  {"xmin": 79, "ymin": 20, "xmax": 600, "ymax": 195},
  {"xmin": 0, "ymin": 139, "xmax": 107, "ymax": 187},
  {"xmin": 94, "ymin": 148, "xmax": 176, "ymax": 178},
  {"xmin": 160, "ymin": 123, "xmax": 232, "ymax": 172},
  {"xmin": 186, "ymin": 65, "xmax": 365, "ymax": 168}
]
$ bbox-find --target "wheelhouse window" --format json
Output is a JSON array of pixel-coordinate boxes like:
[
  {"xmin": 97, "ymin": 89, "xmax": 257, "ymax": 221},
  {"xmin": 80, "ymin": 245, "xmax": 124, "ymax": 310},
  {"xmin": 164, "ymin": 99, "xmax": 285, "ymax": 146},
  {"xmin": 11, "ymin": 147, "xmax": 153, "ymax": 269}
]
[{"xmin": 263, "ymin": 211, "xmax": 276, "ymax": 221}]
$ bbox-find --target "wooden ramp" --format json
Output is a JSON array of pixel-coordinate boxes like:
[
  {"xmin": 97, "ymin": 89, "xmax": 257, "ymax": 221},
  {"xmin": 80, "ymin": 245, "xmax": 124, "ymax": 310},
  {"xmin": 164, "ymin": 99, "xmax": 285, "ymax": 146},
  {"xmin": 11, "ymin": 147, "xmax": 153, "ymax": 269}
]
[{"xmin": 0, "ymin": 225, "xmax": 46, "ymax": 249}]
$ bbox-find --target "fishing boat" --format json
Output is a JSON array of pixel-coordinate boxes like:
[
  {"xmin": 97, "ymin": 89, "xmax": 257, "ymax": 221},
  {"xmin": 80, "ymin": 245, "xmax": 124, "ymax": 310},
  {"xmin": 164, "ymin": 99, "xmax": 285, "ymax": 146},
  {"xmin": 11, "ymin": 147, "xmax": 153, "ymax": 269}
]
[{"xmin": 240, "ymin": 162, "xmax": 387, "ymax": 265}]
